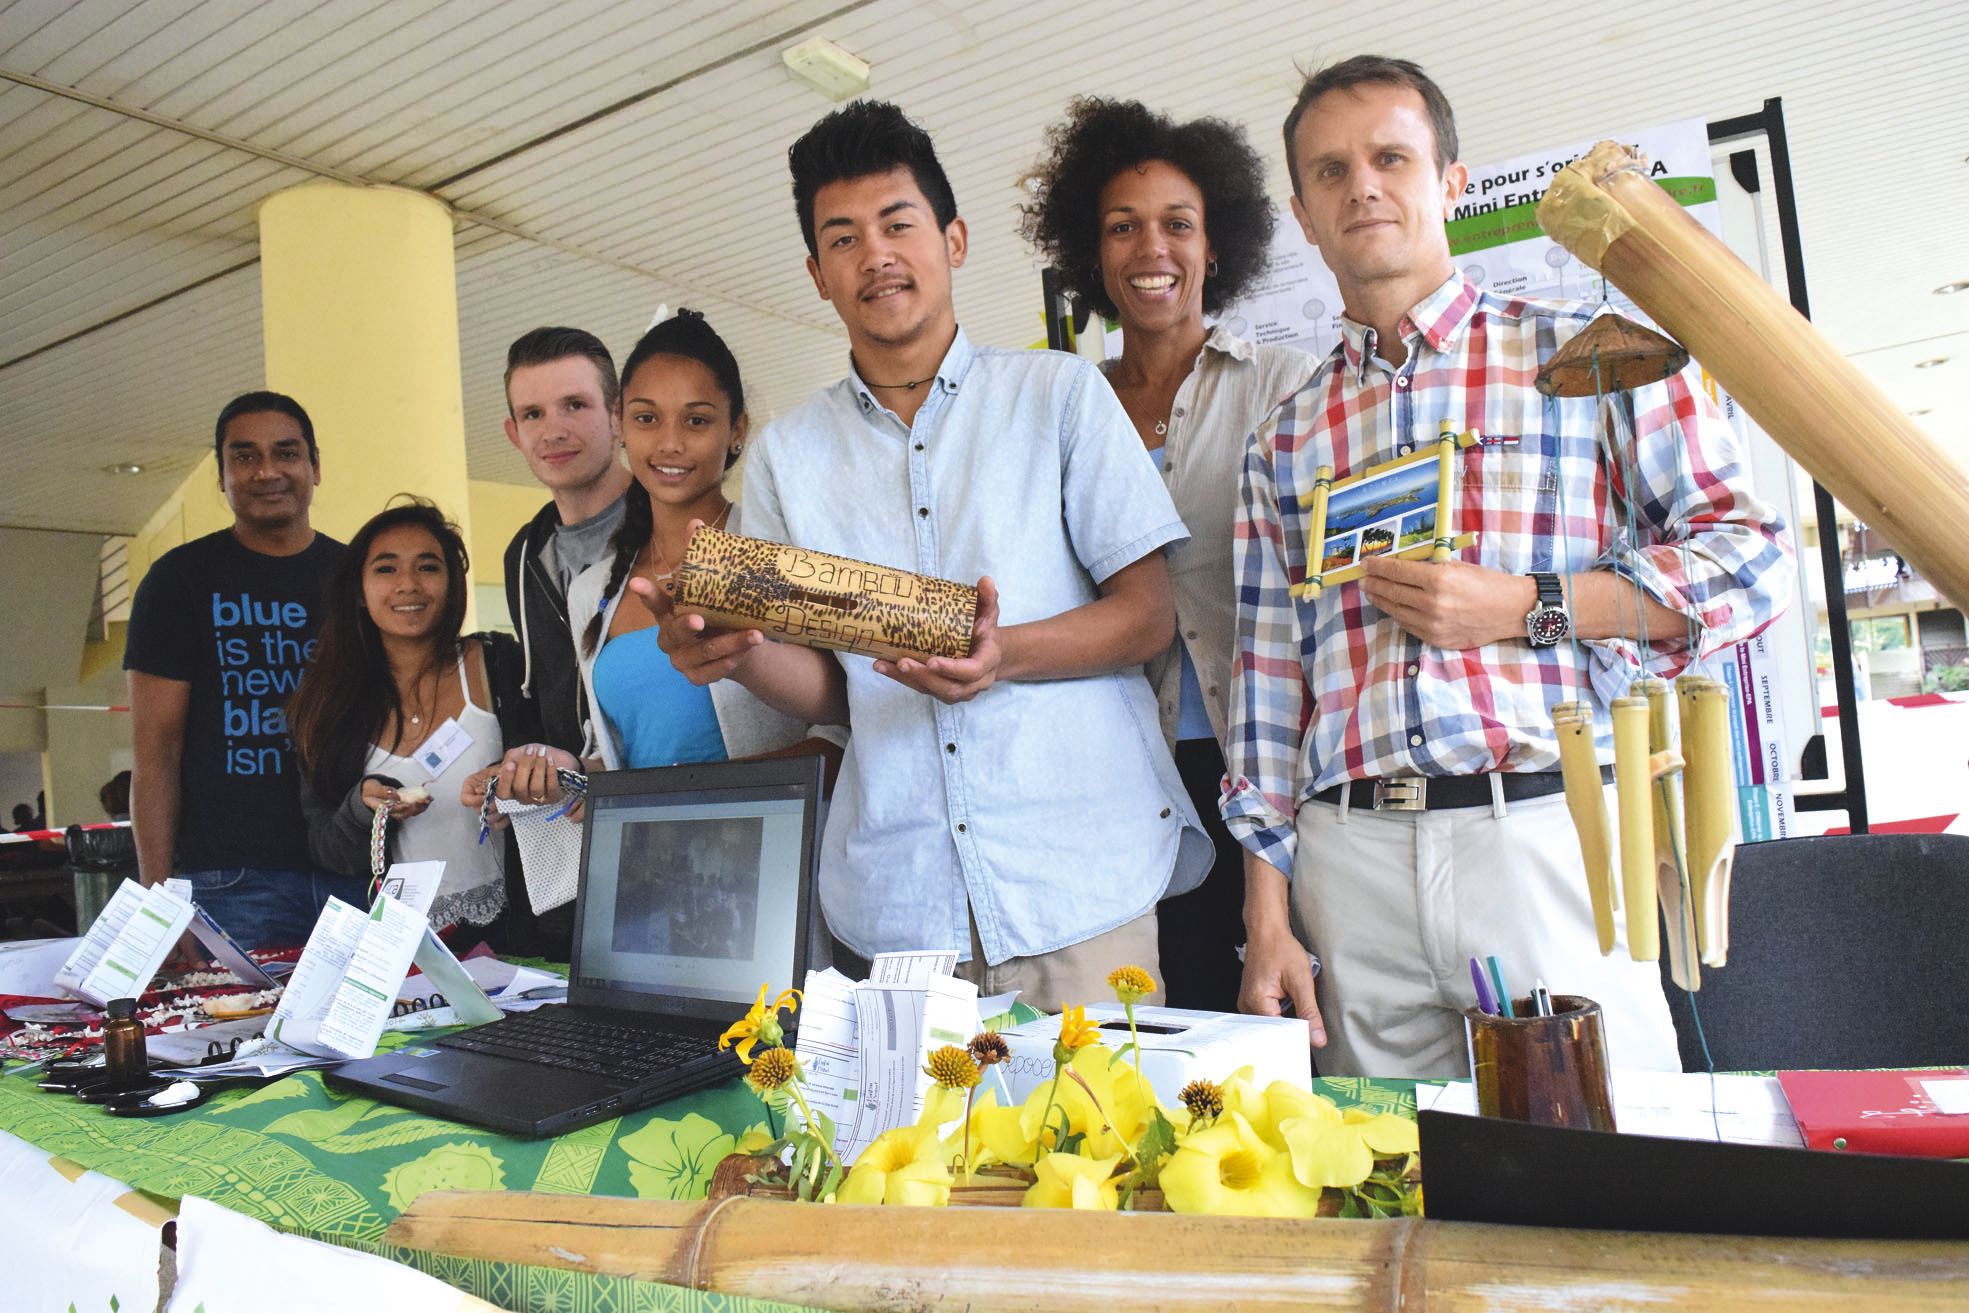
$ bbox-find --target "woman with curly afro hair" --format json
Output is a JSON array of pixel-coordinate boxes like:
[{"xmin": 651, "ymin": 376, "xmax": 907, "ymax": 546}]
[{"xmin": 1023, "ymin": 98, "xmax": 1315, "ymax": 1013}]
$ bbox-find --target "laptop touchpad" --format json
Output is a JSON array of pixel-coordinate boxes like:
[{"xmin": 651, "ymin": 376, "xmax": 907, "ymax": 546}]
[{"xmin": 382, "ymin": 1072, "xmax": 449, "ymax": 1092}]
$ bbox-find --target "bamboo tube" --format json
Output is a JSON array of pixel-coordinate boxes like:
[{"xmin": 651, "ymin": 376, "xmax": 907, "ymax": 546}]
[
  {"xmin": 1640, "ymin": 678, "xmax": 1699, "ymax": 990},
  {"xmin": 1298, "ymin": 464, "xmax": 1336, "ymax": 598},
  {"xmin": 1551, "ymin": 701, "xmax": 1617, "ymax": 953},
  {"xmin": 1431, "ymin": 422, "xmax": 1457, "ymax": 562},
  {"xmin": 388, "ymin": 1191, "xmax": 1969, "ymax": 1313},
  {"xmin": 672, "ymin": 526, "xmax": 978, "ymax": 665},
  {"xmin": 1680, "ymin": 675, "xmax": 1738, "ymax": 967},
  {"xmin": 1537, "ymin": 141, "xmax": 1969, "ymax": 614},
  {"xmin": 1611, "ymin": 695, "xmax": 1658, "ymax": 961}
]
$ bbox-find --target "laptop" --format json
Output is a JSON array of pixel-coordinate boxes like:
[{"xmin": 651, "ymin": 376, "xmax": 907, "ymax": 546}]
[{"xmin": 326, "ymin": 755, "xmax": 823, "ymax": 1137}]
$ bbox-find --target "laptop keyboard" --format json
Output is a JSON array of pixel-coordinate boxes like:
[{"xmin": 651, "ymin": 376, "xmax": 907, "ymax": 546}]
[{"xmin": 437, "ymin": 1011, "xmax": 713, "ymax": 1080}]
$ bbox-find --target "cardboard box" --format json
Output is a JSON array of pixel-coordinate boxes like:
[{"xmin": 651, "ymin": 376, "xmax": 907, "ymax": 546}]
[{"xmin": 997, "ymin": 1004, "xmax": 1314, "ymax": 1107}]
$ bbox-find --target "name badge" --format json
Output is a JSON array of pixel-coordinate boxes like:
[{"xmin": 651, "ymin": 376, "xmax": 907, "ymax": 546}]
[{"xmin": 415, "ymin": 717, "xmax": 474, "ymax": 779}]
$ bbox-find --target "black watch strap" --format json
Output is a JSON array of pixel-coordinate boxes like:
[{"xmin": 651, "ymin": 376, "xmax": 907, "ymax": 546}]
[{"xmin": 1533, "ymin": 572, "xmax": 1564, "ymax": 608}]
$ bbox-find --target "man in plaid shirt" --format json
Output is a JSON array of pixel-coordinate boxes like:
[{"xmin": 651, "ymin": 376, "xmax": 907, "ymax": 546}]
[{"xmin": 1227, "ymin": 56, "xmax": 1793, "ymax": 1076}]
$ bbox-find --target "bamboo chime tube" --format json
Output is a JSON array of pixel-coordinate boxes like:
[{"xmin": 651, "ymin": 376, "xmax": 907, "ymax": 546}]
[
  {"xmin": 672, "ymin": 526, "xmax": 978, "ymax": 665},
  {"xmin": 387, "ymin": 1192, "xmax": 1969, "ymax": 1313},
  {"xmin": 1640, "ymin": 677, "xmax": 1699, "ymax": 990},
  {"xmin": 1551, "ymin": 700, "xmax": 1618, "ymax": 953},
  {"xmin": 1610, "ymin": 695, "xmax": 1658, "ymax": 961},
  {"xmin": 1680, "ymin": 675, "xmax": 1737, "ymax": 967},
  {"xmin": 1537, "ymin": 141, "xmax": 1969, "ymax": 614},
  {"xmin": 1302, "ymin": 464, "xmax": 1335, "ymax": 597},
  {"xmin": 1430, "ymin": 424, "xmax": 1457, "ymax": 561}
]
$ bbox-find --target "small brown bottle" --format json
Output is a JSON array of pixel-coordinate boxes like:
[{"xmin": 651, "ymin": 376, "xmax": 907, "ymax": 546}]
[{"xmin": 102, "ymin": 998, "xmax": 148, "ymax": 1090}]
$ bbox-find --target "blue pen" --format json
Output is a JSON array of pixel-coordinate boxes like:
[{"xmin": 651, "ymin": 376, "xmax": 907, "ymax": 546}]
[
  {"xmin": 1486, "ymin": 955, "xmax": 1516, "ymax": 1019},
  {"xmin": 1469, "ymin": 956, "xmax": 1498, "ymax": 1015}
]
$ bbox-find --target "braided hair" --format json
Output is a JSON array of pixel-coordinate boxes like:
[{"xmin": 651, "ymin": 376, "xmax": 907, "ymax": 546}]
[{"xmin": 581, "ymin": 309, "xmax": 747, "ymax": 656}]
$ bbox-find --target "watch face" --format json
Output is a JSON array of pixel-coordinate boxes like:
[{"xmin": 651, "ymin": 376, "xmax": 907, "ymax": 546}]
[{"xmin": 1528, "ymin": 605, "xmax": 1571, "ymax": 647}]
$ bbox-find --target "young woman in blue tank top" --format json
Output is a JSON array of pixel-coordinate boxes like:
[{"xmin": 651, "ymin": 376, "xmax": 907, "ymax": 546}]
[{"xmin": 482, "ymin": 311, "xmax": 840, "ymax": 812}]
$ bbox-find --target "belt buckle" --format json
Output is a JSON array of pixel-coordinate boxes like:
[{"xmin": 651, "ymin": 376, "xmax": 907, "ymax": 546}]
[{"xmin": 1372, "ymin": 776, "xmax": 1428, "ymax": 811}]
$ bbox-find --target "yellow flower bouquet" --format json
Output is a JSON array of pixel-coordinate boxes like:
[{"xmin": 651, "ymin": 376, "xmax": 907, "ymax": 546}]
[{"xmin": 716, "ymin": 970, "xmax": 1423, "ymax": 1219}]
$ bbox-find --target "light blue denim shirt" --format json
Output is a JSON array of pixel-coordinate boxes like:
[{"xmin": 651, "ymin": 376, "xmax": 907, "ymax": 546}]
[{"xmin": 738, "ymin": 328, "xmax": 1212, "ymax": 965}]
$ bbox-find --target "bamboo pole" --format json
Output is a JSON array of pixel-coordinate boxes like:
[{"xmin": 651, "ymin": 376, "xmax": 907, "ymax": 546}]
[
  {"xmin": 1537, "ymin": 141, "xmax": 1969, "ymax": 614},
  {"xmin": 1611, "ymin": 695, "xmax": 1659, "ymax": 961},
  {"xmin": 388, "ymin": 1192, "xmax": 1969, "ymax": 1312},
  {"xmin": 1681, "ymin": 675, "xmax": 1737, "ymax": 967},
  {"xmin": 1552, "ymin": 701, "xmax": 1617, "ymax": 953},
  {"xmin": 1641, "ymin": 677, "xmax": 1700, "ymax": 990}
]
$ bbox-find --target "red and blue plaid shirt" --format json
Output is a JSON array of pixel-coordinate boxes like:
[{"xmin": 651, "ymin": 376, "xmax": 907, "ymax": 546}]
[{"xmin": 1223, "ymin": 271, "xmax": 1793, "ymax": 873}]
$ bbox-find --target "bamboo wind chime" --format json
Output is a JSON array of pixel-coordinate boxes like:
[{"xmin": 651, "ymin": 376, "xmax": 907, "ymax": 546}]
[{"xmin": 1536, "ymin": 316, "xmax": 1734, "ymax": 990}]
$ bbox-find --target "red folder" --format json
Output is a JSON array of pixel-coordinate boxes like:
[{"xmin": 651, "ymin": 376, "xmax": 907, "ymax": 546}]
[{"xmin": 1777, "ymin": 1069, "xmax": 1969, "ymax": 1157}]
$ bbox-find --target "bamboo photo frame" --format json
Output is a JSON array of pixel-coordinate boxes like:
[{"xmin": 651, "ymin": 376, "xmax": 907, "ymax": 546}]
[{"xmin": 1290, "ymin": 420, "xmax": 1480, "ymax": 600}]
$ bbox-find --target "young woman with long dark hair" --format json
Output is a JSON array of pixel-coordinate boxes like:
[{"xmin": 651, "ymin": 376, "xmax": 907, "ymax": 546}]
[{"xmin": 289, "ymin": 499, "xmax": 538, "ymax": 938}]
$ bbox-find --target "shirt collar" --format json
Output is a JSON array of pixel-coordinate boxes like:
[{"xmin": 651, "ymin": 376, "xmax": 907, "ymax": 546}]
[
  {"xmin": 849, "ymin": 325, "xmax": 975, "ymax": 414},
  {"xmin": 1201, "ymin": 322, "xmax": 1256, "ymax": 364},
  {"xmin": 1337, "ymin": 270, "xmax": 1481, "ymax": 378}
]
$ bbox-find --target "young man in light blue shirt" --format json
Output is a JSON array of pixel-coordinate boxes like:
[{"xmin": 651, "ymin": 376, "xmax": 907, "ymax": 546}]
[{"xmin": 639, "ymin": 101, "xmax": 1209, "ymax": 1006}]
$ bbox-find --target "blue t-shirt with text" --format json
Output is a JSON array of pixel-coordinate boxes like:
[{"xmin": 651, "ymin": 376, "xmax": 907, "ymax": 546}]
[{"xmin": 124, "ymin": 528, "xmax": 345, "ymax": 871}]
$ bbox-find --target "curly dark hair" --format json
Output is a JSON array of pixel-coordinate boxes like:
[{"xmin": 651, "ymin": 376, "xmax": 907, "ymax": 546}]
[{"xmin": 1020, "ymin": 98, "xmax": 1273, "ymax": 322}]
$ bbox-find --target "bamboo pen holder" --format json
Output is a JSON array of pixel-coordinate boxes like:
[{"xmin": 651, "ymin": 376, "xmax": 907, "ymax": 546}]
[
  {"xmin": 672, "ymin": 527, "xmax": 979, "ymax": 665},
  {"xmin": 1464, "ymin": 995, "xmax": 1616, "ymax": 1133}
]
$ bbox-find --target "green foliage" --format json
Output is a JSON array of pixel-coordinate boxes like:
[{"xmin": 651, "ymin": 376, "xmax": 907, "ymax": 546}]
[
  {"xmin": 1924, "ymin": 662, "xmax": 1969, "ymax": 693},
  {"xmin": 1126, "ymin": 1106, "xmax": 1177, "ymax": 1192}
]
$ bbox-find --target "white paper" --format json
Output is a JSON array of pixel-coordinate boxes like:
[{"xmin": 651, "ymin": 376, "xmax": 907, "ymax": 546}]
[
  {"xmin": 168, "ymin": 1193, "xmax": 486, "ymax": 1312},
  {"xmin": 72, "ymin": 882, "xmax": 194, "ymax": 1005},
  {"xmin": 314, "ymin": 896, "xmax": 427, "ymax": 1057},
  {"xmin": 0, "ymin": 938, "xmax": 81, "ymax": 997},
  {"xmin": 792, "ymin": 968, "xmax": 863, "ymax": 1143},
  {"xmin": 54, "ymin": 881, "xmax": 146, "ymax": 998},
  {"xmin": 867, "ymin": 949, "xmax": 958, "ymax": 985},
  {"xmin": 1423, "ymin": 1070, "xmax": 1803, "ymax": 1147},
  {"xmin": 1921, "ymin": 1078, "xmax": 1969, "ymax": 1115},
  {"xmin": 270, "ymin": 892, "xmax": 496, "ymax": 1060},
  {"xmin": 406, "ymin": 925, "xmax": 501, "ymax": 1025},
  {"xmin": 0, "ymin": 1128, "xmax": 164, "ymax": 1313},
  {"xmin": 376, "ymin": 860, "xmax": 445, "ymax": 919},
  {"xmin": 269, "ymin": 898, "xmax": 367, "ymax": 1054}
]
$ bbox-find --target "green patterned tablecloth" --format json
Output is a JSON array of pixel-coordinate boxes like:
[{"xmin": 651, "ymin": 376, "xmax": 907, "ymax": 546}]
[{"xmin": 0, "ymin": 1041, "xmax": 1420, "ymax": 1313}]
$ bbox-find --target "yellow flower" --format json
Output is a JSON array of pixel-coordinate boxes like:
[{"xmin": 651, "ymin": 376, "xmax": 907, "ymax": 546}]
[
  {"xmin": 1053, "ymin": 1003, "xmax": 1100, "ymax": 1062},
  {"xmin": 836, "ymin": 1125, "xmax": 952, "ymax": 1207},
  {"xmin": 1106, "ymin": 965, "xmax": 1156, "ymax": 1005},
  {"xmin": 1276, "ymin": 1115, "xmax": 1373, "ymax": 1189},
  {"xmin": 1342, "ymin": 1107, "xmax": 1421, "ymax": 1156},
  {"xmin": 923, "ymin": 1045, "xmax": 981, "ymax": 1089},
  {"xmin": 1161, "ymin": 1112, "xmax": 1326, "ymax": 1218},
  {"xmin": 744, "ymin": 1046, "xmax": 799, "ymax": 1096},
  {"xmin": 1023, "ymin": 1151, "xmax": 1122, "ymax": 1210},
  {"xmin": 970, "ymin": 1090, "xmax": 1040, "ymax": 1167},
  {"xmin": 718, "ymin": 983, "xmax": 800, "ymax": 1064}
]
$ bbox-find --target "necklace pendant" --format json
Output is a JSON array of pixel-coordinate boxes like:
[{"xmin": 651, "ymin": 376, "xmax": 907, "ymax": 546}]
[{"xmin": 1154, "ymin": 419, "xmax": 1168, "ymax": 436}]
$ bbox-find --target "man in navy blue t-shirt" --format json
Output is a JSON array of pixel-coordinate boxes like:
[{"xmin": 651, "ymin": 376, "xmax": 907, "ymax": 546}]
[{"xmin": 124, "ymin": 392, "xmax": 354, "ymax": 950}]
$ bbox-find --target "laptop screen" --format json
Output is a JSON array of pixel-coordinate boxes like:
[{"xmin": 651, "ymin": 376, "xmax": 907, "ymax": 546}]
[{"xmin": 573, "ymin": 769, "xmax": 813, "ymax": 1014}]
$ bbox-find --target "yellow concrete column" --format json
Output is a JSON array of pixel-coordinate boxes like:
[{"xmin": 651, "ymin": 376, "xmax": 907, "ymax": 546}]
[{"xmin": 257, "ymin": 182, "xmax": 472, "ymax": 581}]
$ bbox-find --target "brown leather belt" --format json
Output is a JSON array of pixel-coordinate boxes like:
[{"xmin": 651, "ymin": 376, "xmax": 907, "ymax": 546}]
[{"xmin": 1311, "ymin": 767, "xmax": 1610, "ymax": 812}]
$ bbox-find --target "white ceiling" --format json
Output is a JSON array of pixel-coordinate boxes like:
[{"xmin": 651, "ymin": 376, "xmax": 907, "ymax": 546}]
[{"xmin": 1, "ymin": 0, "xmax": 1965, "ymax": 536}]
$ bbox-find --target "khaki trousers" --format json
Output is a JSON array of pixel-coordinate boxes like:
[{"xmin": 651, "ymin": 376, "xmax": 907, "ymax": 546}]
[
  {"xmin": 1289, "ymin": 785, "xmax": 1681, "ymax": 1079},
  {"xmin": 955, "ymin": 910, "xmax": 1165, "ymax": 1014}
]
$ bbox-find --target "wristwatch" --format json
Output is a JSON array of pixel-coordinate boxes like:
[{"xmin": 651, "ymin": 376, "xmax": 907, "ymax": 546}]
[{"xmin": 1525, "ymin": 572, "xmax": 1571, "ymax": 648}]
